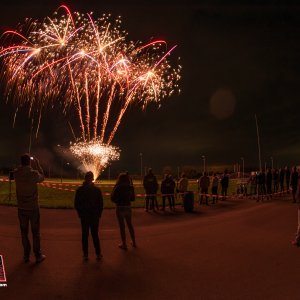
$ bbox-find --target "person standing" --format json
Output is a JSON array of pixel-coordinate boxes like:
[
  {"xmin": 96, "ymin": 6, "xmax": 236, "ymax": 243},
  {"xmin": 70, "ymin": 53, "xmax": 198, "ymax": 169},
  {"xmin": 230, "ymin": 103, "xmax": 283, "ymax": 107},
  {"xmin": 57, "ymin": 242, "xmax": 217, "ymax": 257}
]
[
  {"xmin": 266, "ymin": 168, "xmax": 273, "ymax": 200},
  {"xmin": 279, "ymin": 168, "xmax": 285, "ymax": 193},
  {"xmin": 111, "ymin": 172, "xmax": 136, "ymax": 250},
  {"xmin": 273, "ymin": 169, "xmax": 279, "ymax": 194},
  {"xmin": 220, "ymin": 169, "xmax": 229, "ymax": 200},
  {"xmin": 285, "ymin": 166, "xmax": 291, "ymax": 193},
  {"xmin": 14, "ymin": 153, "xmax": 45, "ymax": 263},
  {"xmin": 291, "ymin": 166, "xmax": 299, "ymax": 203},
  {"xmin": 161, "ymin": 174, "xmax": 173, "ymax": 211},
  {"xmin": 169, "ymin": 175, "xmax": 176, "ymax": 210},
  {"xmin": 177, "ymin": 173, "xmax": 189, "ymax": 204},
  {"xmin": 74, "ymin": 171, "xmax": 103, "ymax": 260},
  {"xmin": 211, "ymin": 173, "xmax": 219, "ymax": 204},
  {"xmin": 198, "ymin": 172, "xmax": 210, "ymax": 205},
  {"xmin": 143, "ymin": 168, "xmax": 159, "ymax": 212},
  {"xmin": 292, "ymin": 206, "xmax": 300, "ymax": 247},
  {"xmin": 256, "ymin": 171, "xmax": 266, "ymax": 202}
]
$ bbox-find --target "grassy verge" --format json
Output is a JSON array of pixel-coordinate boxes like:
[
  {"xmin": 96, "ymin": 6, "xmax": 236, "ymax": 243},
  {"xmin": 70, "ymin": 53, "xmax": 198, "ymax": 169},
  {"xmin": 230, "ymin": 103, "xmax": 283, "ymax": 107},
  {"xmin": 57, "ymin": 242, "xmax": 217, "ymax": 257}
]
[{"xmin": 0, "ymin": 178, "xmax": 240, "ymax": 209}]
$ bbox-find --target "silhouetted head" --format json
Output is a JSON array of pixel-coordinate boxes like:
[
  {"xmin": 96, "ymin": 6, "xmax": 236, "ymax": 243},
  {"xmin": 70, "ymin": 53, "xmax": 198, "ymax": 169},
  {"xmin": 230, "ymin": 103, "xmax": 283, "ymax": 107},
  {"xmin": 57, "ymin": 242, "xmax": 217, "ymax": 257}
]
[
  {"xmin": 84, "ymin": 171, "xmax": 94, "ymax": 183},
  {"xmin": 148, "ymin": 168, "xmax": 153, "ymax": 175},
  {"xmin": 21, "ymin": 153, "xmax": 31, "ymax": 166},
  {"xmin": 116, "ymin": 172, "xmax": 131, "ymax": 186}
]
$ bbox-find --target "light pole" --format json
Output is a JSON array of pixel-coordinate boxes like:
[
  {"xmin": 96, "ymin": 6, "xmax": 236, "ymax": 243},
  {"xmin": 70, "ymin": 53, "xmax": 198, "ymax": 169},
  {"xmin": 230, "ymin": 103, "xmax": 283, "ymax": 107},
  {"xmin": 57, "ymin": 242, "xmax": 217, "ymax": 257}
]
[
  {"xmin": 202, "ymin": 155, "xmax": 206, "ymax": 173},
  {"xmin": 241, "ymin": 157, "xmax": 244, "ymax": 180},
  {"xmin": 140, "ymin": 153, "xmax": 143, "ymax": 182},
  {"xmin": 270, "ymin": 157, "xmax": 274, "ymax": 170}
]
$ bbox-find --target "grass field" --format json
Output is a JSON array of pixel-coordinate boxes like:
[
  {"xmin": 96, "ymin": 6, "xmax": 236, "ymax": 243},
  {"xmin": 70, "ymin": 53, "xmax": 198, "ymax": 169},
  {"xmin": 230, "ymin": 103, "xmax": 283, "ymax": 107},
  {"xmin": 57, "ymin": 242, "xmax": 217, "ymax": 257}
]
[{"xmin": 0, "ymin": 177, "xmax": 241, "ymax": 209}]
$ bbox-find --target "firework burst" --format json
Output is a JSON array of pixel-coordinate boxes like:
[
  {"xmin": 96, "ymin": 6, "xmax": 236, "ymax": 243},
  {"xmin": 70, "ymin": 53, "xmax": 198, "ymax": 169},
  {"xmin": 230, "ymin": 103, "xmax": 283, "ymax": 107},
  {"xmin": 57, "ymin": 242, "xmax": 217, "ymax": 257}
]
[{"xmin": 0, "ymin": 6, "xmax": 181, "ymax": 178}]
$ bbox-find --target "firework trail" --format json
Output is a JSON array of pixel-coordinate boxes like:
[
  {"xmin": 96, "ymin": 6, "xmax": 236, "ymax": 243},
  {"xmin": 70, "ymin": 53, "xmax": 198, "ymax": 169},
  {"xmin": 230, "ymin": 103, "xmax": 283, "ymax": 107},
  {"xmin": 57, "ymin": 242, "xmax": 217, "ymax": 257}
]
[{"xmin": 0, "ymin": 6, "xmax": 181, "ymax": 178}]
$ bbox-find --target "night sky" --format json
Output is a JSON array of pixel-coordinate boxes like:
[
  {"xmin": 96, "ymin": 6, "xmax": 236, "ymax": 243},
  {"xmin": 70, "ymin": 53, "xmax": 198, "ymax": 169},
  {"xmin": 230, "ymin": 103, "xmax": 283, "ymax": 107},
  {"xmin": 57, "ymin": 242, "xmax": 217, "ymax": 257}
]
[{"xmin": 1, "ymin": 0, "xmax": 300, "ymax": 176}]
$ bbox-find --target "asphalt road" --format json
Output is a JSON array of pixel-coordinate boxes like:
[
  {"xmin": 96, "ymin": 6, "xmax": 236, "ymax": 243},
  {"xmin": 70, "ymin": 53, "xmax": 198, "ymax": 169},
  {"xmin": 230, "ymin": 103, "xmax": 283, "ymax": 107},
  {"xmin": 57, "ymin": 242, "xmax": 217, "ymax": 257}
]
[{"xmin": 0, "ymin": 196, "xmax": 299, "ymax": 300}]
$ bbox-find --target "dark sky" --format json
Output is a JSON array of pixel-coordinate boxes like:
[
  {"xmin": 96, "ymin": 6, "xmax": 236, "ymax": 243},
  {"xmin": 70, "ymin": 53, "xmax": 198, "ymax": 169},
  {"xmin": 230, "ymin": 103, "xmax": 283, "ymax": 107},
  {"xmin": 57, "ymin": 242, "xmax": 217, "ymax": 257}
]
[{"xmin": 1, "ymin": 0, "xmax": 300, "ymax": 175}]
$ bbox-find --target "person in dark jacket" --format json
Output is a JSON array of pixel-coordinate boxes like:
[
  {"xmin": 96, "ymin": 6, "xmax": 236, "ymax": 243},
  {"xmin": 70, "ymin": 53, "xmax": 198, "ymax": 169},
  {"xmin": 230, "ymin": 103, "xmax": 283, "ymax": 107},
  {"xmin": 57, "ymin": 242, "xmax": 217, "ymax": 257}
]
[
  {"xmin": 285, "ymin": 166, "xmax": 291, "ymax": 193},
  {"xmin": 74, "ymin": 171, "xmax": 103, "ymax": 260},
  {"xmin": 143, "ymin": 168, "xmax": 159, "ymax": 211},
  {"xmin": 111, "ymin": 172, "xmax": 136, "ymax": 250},
  {"xmin": 256, "ymin": 171, "xmax": 266, "ymax": 202},
  {"xmin": 169, "ymin": 175, "xmax": 176, "ymax": 210},
  {"xmin": 279, "ymin": 168, "xmax": 285, "ymax": 193},
  {"xmin": 266, "ymin": 168, "xmax": 273, "ymax": 199},
  {"xmin": 161, "ymin": 174, "xmax": 173, "ymax": 211},
  {"xmin": 291, "ymin": 166, "xmax": 299, "ymax": 203},
  {"xmin": 220, "ymin": 169, "xmax": 229, "ymax": 200},
  {"xmin": 273, "ymin": 169, "xmax": 279, "ymax": 193}
]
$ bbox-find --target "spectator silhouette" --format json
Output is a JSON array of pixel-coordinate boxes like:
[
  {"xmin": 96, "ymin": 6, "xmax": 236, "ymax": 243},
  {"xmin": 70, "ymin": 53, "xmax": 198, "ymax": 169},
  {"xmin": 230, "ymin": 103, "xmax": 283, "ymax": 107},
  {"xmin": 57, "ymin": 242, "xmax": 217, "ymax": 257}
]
[
  {"xmin": 111, "ymin": 172, "xmax": 136, "ymax": 250},
  {"xmin": 74, "ymin": 171, "xmax": 103, "ymax": 260},
  {"xmin": 266, "ymin": 168, "xmax": 272, "ymax": 199},
  {"xmin": 292, "ymin": 207, "xmax": 300, "ymax": 247},
  {"xmin": 211, "ymin": 173, "xmax": 219, "ymax": 204},
  {"xmin": 177, "ymin": 173, "xmax": 189, "ymax": 205},
  {"xmin": 198, "ymin": 172, "xmax": 210, "ymax": 205},
  {"xmin": 221, "ymin": 169, "xmax": 229, "ymax": 200},
  {"xmin": 168, "ymin": 175, "xmax": 176, "ymax": 210},
  {"xmin": 285, "ymin": 166, "xmax": 291, "ymax": 193},
  {"xmin": 279, "ymin": 168, "xmax": 285, "ymax": 193},
  {"xmin": 14, "ymin": 154, "xmax": 45, "ymax": 263},
  {"xmin": 161, "ymin": 174, "xmax": 174, "ymax": 211},
  {"xmin": 291, "ymin": 166, "xmax": 299, "ymax": 203},
  {"xmin": 273, "ymin": 169, "xmax": 279, "ymax": 193},
  {"xmin": 143, "ymin": 168, "xmax": 159, "ymax": 212}
]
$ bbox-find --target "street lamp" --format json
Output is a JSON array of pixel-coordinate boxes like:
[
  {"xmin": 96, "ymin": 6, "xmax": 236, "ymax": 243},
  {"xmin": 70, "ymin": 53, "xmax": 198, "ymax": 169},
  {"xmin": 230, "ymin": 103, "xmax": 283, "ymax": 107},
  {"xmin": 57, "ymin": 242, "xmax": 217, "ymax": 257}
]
[
  {"xmin": 202, "ymin": 155, "xmax": 206, "ymax": 173},
  {"xmin": 241, "ymin": 157, "xmax": 244, "ymax": 180}
]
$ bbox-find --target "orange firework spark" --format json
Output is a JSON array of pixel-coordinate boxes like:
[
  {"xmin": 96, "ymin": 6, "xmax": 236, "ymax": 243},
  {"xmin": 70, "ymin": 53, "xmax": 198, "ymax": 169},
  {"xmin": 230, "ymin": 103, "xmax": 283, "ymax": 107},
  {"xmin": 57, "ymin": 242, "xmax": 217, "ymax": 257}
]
[{"xmin": 0, "ymin": 6, "xmax": 181, "ymax": 177}]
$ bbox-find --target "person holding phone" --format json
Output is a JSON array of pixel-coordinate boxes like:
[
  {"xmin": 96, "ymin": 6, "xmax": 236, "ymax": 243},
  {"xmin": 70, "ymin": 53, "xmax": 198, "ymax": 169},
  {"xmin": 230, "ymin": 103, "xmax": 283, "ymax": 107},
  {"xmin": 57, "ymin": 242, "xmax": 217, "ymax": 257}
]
[{"xmin": 14, "ymin": 153, "xmax": 45, "ymax": 263}]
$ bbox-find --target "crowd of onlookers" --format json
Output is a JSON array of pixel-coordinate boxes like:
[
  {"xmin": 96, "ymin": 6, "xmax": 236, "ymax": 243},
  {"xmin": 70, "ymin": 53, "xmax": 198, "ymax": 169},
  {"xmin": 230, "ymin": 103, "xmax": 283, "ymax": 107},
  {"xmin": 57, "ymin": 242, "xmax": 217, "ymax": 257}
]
[
  {"xmin": 12, "ymin": 152, "xmax": 300, "ymax": 261},
  {"xmin": 142, "ymin": 166, "xmax": 300, "ymax": 211},
  {"xmin": 246, "ymin": 166, "xmax": 299, "ymax": 202},
  {"xmin": 142, "ymin": 168, "xmax": 231, "ymax": 211}
]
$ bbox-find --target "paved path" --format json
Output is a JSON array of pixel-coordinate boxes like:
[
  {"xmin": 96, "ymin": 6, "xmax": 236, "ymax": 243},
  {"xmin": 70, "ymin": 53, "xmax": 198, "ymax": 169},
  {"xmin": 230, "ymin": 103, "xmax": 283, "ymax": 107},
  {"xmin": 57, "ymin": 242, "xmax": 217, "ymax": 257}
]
[{"xmin": 0, "ymin": 196, "xmax": 299, "ymax": 299}]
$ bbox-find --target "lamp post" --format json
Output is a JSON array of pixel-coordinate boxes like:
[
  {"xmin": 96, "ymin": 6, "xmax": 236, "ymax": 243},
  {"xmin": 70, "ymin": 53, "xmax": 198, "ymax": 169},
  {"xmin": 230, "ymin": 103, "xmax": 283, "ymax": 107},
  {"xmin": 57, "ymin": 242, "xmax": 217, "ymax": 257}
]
[
  {"xmin": 241, "ymin": 157, "xmax": 244, "ymax": 180},
  {"xmin": 140, "ymin": 153, "xmax": 143, "ymax": 183},
  {"xmin": 202, "ymin": 155, "xmax": 206, "ymax": 173}
]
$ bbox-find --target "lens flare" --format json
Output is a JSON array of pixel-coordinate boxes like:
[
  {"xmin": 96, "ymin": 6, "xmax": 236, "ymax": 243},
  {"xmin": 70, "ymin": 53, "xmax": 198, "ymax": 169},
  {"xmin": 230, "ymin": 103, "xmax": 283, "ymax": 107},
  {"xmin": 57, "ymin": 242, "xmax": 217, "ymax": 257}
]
[{"xmin": 0, "ymin": 6, "xmax": 181, "ymax": 175}]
